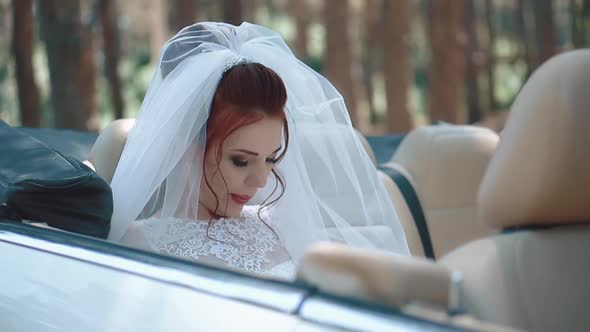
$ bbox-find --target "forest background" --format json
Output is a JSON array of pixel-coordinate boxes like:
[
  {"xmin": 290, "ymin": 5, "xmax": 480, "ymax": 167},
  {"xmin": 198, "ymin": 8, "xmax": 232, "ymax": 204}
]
[{"xmin": 2, "ymin": 0, "xmax": 589, "ymax": 134}]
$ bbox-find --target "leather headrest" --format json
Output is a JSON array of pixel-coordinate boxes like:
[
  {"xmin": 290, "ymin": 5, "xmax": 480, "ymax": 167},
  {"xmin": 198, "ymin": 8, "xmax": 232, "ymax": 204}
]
[
  {"xmin": 478, "ymin": 50, "xmax": 590, "ymax": 229},
  {"xmin": 354, "ymin": 128, "xmax": 377, "ymax": 166},
  {"xmin": 391, "ymin": 124, "xmax": 499, "ymax": 209}
]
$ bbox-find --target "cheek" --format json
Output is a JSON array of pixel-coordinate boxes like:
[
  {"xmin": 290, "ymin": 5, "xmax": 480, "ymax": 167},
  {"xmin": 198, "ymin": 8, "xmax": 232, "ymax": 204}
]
[
  {"xmin": 204, "ymin": 160, "xmax": 244, "ymax": 196},
  {"xmin": 218, "ymin": 160, "xmax": 246, "ymax": 189}
]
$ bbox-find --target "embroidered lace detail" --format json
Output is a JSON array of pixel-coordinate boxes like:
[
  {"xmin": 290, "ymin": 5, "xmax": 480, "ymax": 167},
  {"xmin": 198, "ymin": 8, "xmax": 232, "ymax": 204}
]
[{"xmin": 127, "ymin": 206, "xmax": 294, "ymax": 278}]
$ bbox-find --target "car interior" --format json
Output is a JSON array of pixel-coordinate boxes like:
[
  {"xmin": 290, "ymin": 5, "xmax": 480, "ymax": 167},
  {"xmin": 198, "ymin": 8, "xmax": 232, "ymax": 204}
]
[
  {"xmin": 2, "ymin": 49, "xmax": 589, "ymax": 332},
  {"xmin": 296, "ymin": 49, "xmax": 590, "ymax": 332}
]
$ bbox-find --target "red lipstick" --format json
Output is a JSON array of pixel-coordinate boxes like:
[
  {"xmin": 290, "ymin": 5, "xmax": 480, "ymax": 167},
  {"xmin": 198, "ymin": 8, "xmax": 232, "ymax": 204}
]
[{"xmin": 230, "ymin": 194, "xmax": 251, "ymax": 205}]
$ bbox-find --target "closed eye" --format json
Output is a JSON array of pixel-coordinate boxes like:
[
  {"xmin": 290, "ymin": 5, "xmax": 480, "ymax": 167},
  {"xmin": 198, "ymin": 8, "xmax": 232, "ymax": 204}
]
[
  {"xmin": 266, "ymin": 157, "xmax": 279, "ymax": 164},
  {"xmin": 232, "ymin": 158, "xmax": 248, "ymax": 167}
]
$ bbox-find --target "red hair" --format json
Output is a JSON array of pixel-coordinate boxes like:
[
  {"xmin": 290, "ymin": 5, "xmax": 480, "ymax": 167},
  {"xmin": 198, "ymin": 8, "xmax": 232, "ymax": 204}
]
[{"xmin": 202, "ymin": 62, "xmax": 289, "ymax": 220}]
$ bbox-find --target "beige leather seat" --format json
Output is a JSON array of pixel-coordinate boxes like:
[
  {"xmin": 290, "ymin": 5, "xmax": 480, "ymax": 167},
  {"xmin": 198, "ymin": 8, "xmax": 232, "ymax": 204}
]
[
  {"xmin": 355, "ymin": 129, "xmax": 377, "ymax": 165},
  {"xmin": 357, "ymin": 129, "xmax": 423, "ymax": 256},
  {"xmin": 378, "ymin": 169, "xmax": 425, "ymax": 257},
  {"xmin": 384, "ymin": 124, "xmax": 499, "ymax": 258},
  {"xmin": 440, "ymin": 49, "xmax": 590, "ymax": 332},
  {"xmin": 297, "ymin": 243, "xmax": 524, "ymax": 332},
  {"xmin": 298, "ymin": 242, "xmax": 455, "ymax": 309}
]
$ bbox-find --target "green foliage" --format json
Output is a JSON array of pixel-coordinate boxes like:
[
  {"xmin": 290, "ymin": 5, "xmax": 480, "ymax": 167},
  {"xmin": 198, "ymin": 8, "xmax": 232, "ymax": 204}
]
[
  {"xmin": 121, "ymin": 46, "xmax": 155, "ymax": 117},
  {"xmin": 3, "ymin": 0, "xmax": 585, "ymax": 131},
  {"xmin": 495, "ymin": 61, "xmax": 528, "ymax": 110},
  {"xmin": 0, "ymin": 57, "xmax": 19, "ymax": 126},
  {"xmin": 97, "ymin": 44, "xmax": 154, "ymax": 128}
]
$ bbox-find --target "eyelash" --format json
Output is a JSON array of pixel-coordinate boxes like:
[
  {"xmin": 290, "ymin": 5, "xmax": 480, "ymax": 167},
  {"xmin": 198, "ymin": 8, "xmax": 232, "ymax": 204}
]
[
  {"xmin": 232, "ymin": 159, "xmax": 248, "ymax": 167},
  {"xmin": 231, "ymin": 157, "xmax": 279, "ymax": 168}
]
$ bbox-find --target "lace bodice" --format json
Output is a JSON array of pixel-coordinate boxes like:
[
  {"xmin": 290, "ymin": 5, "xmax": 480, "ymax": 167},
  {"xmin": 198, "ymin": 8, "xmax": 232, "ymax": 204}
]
[{"xmin": 120, "ymin": 206, "xmax": 296, "ymax": 279}]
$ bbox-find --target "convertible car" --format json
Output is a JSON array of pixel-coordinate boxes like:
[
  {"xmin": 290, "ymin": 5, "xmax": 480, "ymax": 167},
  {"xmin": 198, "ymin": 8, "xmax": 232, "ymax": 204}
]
[
  {"xmin": 1, "ymin": 50, "xmax": 588, "ymax": 332},
  {"xmin": 1, "ymin": 120, "xmax": 473, "ymax": 332}
]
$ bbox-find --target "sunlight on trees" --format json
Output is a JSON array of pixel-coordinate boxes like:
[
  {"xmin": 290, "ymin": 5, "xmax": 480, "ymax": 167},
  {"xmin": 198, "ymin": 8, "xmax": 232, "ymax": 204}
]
[{"xmin": 1, "ymin": 0, "xmax": 588, "ymax": 133}]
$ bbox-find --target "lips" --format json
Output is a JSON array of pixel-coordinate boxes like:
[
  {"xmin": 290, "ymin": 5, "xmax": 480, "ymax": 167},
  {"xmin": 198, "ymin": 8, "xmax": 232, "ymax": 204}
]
[{"xmin": 230, "ymin": 194, "xmax": 252, "ymax": 205}]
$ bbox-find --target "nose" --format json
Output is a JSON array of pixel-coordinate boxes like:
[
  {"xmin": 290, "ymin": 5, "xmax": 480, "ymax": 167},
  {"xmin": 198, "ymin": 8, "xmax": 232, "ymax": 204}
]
[{"xmin": 246, "ymin": 166, "xmax": 269, "ymax": 189}]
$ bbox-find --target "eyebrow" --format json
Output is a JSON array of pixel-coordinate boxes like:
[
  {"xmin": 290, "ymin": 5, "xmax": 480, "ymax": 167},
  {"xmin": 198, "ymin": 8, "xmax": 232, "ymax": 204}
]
[{"xmin": 232, "ymin": 147, "xmax": 282, "ymax": 156}]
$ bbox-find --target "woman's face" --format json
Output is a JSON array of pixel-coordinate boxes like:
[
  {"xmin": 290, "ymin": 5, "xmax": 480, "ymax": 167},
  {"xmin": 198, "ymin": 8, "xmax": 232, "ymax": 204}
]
[{"xmin": 199, "ymin": 115, "xmax": 284, "ymax": 218}]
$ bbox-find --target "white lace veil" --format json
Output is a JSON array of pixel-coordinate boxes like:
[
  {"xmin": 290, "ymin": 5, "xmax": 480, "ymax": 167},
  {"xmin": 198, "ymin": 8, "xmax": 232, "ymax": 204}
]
[{"xmin": 108, "ymin": 22, "xmax": 410, "ymax": 262}]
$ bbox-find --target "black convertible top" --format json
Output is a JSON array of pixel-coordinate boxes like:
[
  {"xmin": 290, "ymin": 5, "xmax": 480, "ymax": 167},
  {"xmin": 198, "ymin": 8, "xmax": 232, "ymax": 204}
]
[
  {"xmin": 0, "ymin": 121, "xmax": 111, "ymax": 238},
  {"xmin": 17, "ymin": 126, "xmax": 98, "ymax": 162}
]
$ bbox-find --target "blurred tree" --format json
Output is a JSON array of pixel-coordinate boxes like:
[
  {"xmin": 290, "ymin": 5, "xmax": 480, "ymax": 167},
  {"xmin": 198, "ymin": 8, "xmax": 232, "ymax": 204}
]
[
  {"xmin": 362, "ymin": 0, "xmax": 381, "ymax": 124},
  {"xmin": 98, "ymin": 0, "xmax": 125, "ymax": 119},
  {"xmin": 427, "ymin": 0, "xmax": 466, "ymax": 123},
  {"xmin": 241, "ymin": 0, "xmax": 256, "ymax": 22},
  {"xmin": 170, "ymin": 0, "xmax": 199, "ymax": 33},
  {"xmin": 516, "ymin": 0, "xmax": 535, "ymax": 74},
  {"xmin": 223, "ymin": 0, "xmax": 243, "ymax": 25},
  {"xmin": 571, "ymin": 0, "xmax": 590, "ymax": 48},
  {"xmin": 12, "ymin": 0, "xmax": 41, "ymax": 127},
  {"xmin": 150, "ymin": 0, "xmax": 169, "ymax": 63},
  {"xmin": 38, "ymin": 0, "xmax": 99, "ymax": 131},
  {"xmin": 464, "ymin": 0, "xmax": 482, "ymax": 123},
  {"xmin": 382, "ymin": 0, "xmax": 412, "ymax": 132},
  {"xmin": 484, "ymin": 0, "xmax": 496, "ymax": 112},
  {"xmin": 539, "ymin": 0, "xmax": 557, "ymax": 62},
  {"xmin": 324, "ymin": 0, "xmax": 359, "ymax": 126},
  {"xmin": 287, "ymin": 0, "xmax": 309, "ymax": 59}
]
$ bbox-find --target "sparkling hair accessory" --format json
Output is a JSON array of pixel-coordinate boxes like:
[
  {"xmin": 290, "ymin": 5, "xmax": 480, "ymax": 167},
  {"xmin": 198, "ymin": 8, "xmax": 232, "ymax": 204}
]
[{"xmin": 224, "ymin": 55, "xmax": 252, "ymax": 73}]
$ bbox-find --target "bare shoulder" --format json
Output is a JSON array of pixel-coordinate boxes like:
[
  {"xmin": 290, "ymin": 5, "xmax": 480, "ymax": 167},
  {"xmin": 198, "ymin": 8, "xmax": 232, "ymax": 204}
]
[{"xmin": 88, "ymin": 119, "xmax": 135, "ymax": 183}]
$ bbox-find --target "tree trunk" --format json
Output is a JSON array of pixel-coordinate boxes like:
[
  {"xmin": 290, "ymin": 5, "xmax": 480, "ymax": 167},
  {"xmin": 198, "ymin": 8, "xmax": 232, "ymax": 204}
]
[
  {"xmin": 12, "ymin": 0, "xmax": 41, "ymax": 127},
  {"xmin": 324, "ymin": 0, "xmax": 359, "ymax": 126},
  {"xmin": 38, "ymin": 0, "xmax": 99, "ymax": 131},
  {"xmin": 223, "ymin": 0, "xmax": 243, "ymax": 26},
  {"xmin": 170, "ymin": 0, "xmax": 198, "ymax": 33},
  {"xmin": 465, "ymin": 0, "xmax": 482, "ymax": 123},
  {"xmin": 362, "ymin": 0, "xmax": 381, "ymax": 125},
  {"xmin": 427, "ymin": 0, "xmax": 466, "ymax": 124},
  {"xmin": 382, "ymin": 0, "xmax": 413, "ymax": 133},
  {"xmin": 98, "ymin": 0, "xmax": 125, "ymax": 120},
  {"xmin": 484, "ymin": 0, "xmax": 496, "ymax": 113},
  {"xmin": 583, "ymin": 0, "xmax": 590, "ymax": 46},
  {"xmin": 150, "ymin": 0, "xmax": 168, "ymax": 64},
  {"xmin": 539, "ymin": 0, "xmax": 556, "ymax": 62},
  {"xmin": 517, "ymin": 0, "xmax": 534, "ymax": 75},
  {"xmin": 287, "ymin": 0, "xmax": 309, "ymax": 59}
]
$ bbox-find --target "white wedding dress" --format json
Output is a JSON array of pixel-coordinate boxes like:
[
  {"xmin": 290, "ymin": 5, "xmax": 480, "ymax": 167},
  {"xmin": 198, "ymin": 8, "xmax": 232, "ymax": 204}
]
[{"xmin": 120, "ymin": 206, "xmax": 296, "ymax": 279}]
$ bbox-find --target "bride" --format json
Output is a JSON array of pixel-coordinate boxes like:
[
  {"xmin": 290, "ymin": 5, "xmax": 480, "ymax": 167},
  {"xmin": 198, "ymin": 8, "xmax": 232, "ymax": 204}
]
[{"xmin": 106, "ymin": 22, "xmax": 409, "ymax": 279}]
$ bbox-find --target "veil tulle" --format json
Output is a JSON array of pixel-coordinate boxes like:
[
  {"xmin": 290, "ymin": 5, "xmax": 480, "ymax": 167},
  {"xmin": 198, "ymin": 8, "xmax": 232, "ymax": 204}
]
[{"xmin": 108, "ymin": 22, "xmax": 410, "ymax": 262}]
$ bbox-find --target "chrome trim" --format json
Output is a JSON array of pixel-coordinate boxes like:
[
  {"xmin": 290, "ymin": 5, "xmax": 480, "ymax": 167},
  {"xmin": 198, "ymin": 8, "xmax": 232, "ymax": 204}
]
[
  {"xmin": 448, "ymin": 271, "xmax": 463, "ymax": 314},
  {"xmin": 300, "ymin": 295, "xmax": 463, "ymax": 332}
]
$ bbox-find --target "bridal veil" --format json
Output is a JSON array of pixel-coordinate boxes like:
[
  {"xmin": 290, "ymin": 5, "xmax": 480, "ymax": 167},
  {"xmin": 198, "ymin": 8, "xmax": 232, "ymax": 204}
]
[{"xmin": 108, "ymin": 22, "xmax": 410, "ymax": 262}]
